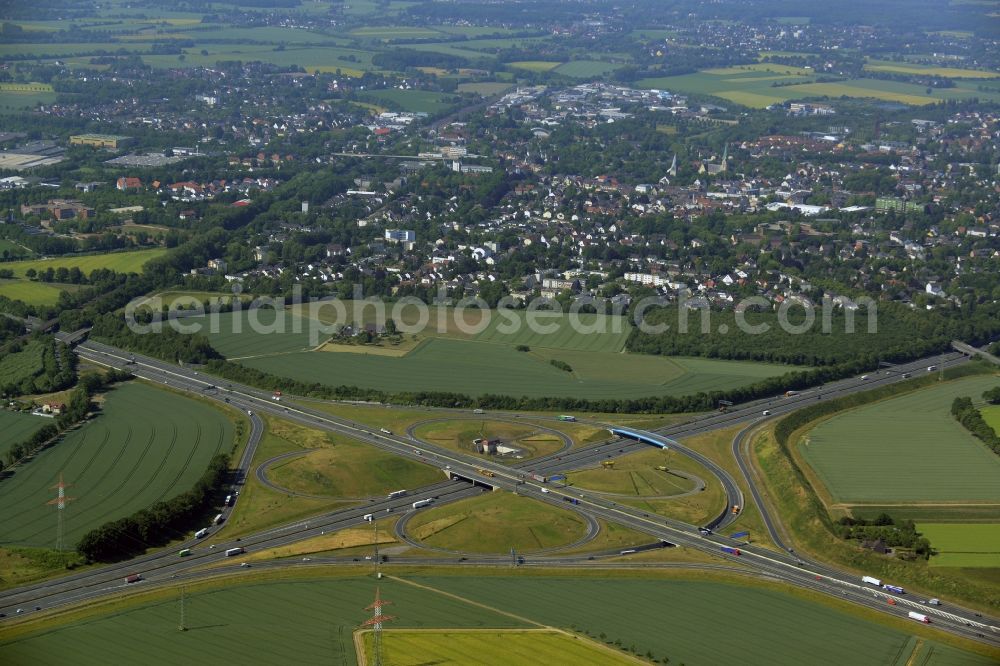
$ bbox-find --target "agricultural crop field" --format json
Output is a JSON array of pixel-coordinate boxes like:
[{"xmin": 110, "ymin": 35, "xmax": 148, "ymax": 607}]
[
  {"xmin": 215, "ymin": 306, "xmax": 787, "ymax": 400},
  {"xmin": 472, "ymin": 310, "xmax": 631, "ymax": 352},
  {"xmin": 198, "ymin": 309, "xmax": 319, "ymax": 358},
  {"xmin": 412, "ymin": 576, "xmax": 996, "ymax": 666},
  {"xmin": 638, "ymin": 69, "xmax": 1000, "ymax": 108},
  {"xmin": 3, "ymin": 573, "xmax": 994, "ymax": 665},
  {"xmin": 366, "ymin": 630, "xmax": 638, "ymax": 666},
  {"xmin": 799, "ymin": 376, "xmax": 1000, "ymax": 507},
  {"xmin": 455, "ymin": 82, "xmax": 514, "ymax": 95},
  {"xmin": 863, "ymin": 59, "xmax": 1000, "ymax": 78},
  {"xmin": 0, "ymin": 382, "xmax": 235, "ymax": 548},
  {"xmin": 0, "ymin": 248, "xmax": 167, "ymax": 278},
  {"xmin": 240, "ymin": 337, "xmax": 788, "ymax": 399},
  {"xmin": 0, "ymin": 339, "xmax": 46, "ymax": 392},
  {"xmin": 358, "ymin": 89, "xmax": 459, "ymax": 113},
  {"xmin": 553, "ymin": 60, "xmax": 623, "ymax": 78},
  {"xmin": 508, "ymin": 61, "xmax": 562, "ymax": 71},
  {"xmin": 921, "ymin": 523, "xmax": 1000, "ymax": 568},
  {"xmin": 0, "ymin": 411, "xmax": 49, "ymax": 460},
  {"xmin": 405, "ymin": 492, "xmax": 589, "ymax": 554}
]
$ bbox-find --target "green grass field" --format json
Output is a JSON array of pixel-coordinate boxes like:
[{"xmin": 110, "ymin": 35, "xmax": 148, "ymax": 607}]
[
  {"xmin": 0, "ymin": 248, "xmax": 167, "ymax": 278},
  {"xmin": 980, "ymin": 404, "xmax": 1000, "ymax": 432},
  {"xmin": 405, "ymin": 492, "xmax": 588, "ymax": 553},
  {"xmin": 411, "ymin": 418, "xmax": 565, "ymax": 461},
  {"xmin": 0, "ymin": 279, "xmax": 71, "ymax": 306},
  {"xmin": 0, "ymin": 411, "xmax": 49, "ymax": 460},
  {"xmin": 368, "ymin": 630, "xmax": 638, "ymax": 665},
  {"xmin": 566, "ymin": 447, "xmax": 700, "ymax": 497},
  {"xmin": 3, "ymin": 573, "xmax": 994, "ymax": 665},
  {"xmin": 922, "ymin": 523, "xmax": 1000, "ymax": 568},
  {"xmin": 0, "ymin": 90, "xmax": 57, "ymax": 112},
  {"xmin": 358, "ymin": 89, "xmax": 459, "ymax": 113},
  {"xmin": 0, "ymin": 239, "xmax": 32, "ymax": 260},
  {"xmin": 0, "ymin": 382, "xmax": 235, "ymax": 548},
  {"xmin": 799, "ymin": 376, "xmax": 1000, "ymax": 506},
  {"xmin": 265, "ymin": 430, "xmax": 443, "ymax": 498},
  {"xmin": 216, "ymin": 416, "xmax": 349, "ymax": 539}
]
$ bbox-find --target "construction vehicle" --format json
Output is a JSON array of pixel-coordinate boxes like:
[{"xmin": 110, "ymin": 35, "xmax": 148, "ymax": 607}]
[{"xmin": 477, "ymin": 468, "xmax": 495, "ymax": 478}]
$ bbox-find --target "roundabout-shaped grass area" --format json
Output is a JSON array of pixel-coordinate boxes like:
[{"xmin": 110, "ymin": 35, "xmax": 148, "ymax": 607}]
[
  {"xmin": 567, "ymin": 464, "xmax": 699, "ymax": 498},
  {"xmin": 405, "ymin": 492, "xmax": 589, "ymax": 554},
  {"xmin": 566, "ymin": 446, "xmax": 699, "ymax": 497},
  {"xmin": 411, "ymin": 419, "xmax": 565, "ymax": 462},
  {"xmin": 266, "ymin": 436, "xmax": 444, "ymax": 498}
]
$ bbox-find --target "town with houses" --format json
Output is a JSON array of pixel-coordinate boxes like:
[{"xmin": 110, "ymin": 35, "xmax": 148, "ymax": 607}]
[{"xmin": 3, "ymin": 79, "xmax": 998, "ymax": 319}]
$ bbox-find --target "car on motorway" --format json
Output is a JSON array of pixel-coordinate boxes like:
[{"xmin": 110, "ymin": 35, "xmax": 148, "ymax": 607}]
[
  {"xmin": 240, "ymin": 562, "xmax": 250, "ymax": 568},
  {"xmin": 860, "ymin": 375, "xmax": 869, "ymax": 380},
  {"xmin": 540, "ymin": 488, "xmax": 550, "ymax": 493},
  {"xmin": 927, "ymin": 365, "xmax": 937, "ymax": 372},
  {"xmin": 762, "ymin": 410, "xmax": 771, "ymax": 416}
]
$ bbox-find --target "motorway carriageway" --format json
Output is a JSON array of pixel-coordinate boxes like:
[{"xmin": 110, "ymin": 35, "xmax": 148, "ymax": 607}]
[{"xmin": 3, "ymin": 341, "xmax": 996, "ymax": 646}]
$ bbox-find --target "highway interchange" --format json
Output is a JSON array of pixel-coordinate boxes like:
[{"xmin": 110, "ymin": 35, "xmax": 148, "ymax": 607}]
[{"xmin": 1, "ymin": 339, "xmax": 997, "ymax": 649}]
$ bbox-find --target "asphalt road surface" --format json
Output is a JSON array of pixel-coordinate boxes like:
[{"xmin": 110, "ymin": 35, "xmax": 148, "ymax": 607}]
[{"xmin": 2, "ymin": 341, "xmax": 995, "ymax": 647}]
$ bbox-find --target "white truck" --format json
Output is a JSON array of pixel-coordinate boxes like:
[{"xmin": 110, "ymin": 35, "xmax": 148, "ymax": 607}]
[
  {"xmin": 862, "ymin": 575, "xmax": 881, "ymax": 587},
  {"xmin": 907, "ymin": 611, "xmax": 930, "ymax": 624},
  {"xmin": 195, "ymin": 528, "xmax": 209, "ymax": 539},
  {"xmin": 412, "ymin": 498, "xmax": 434, "ymax": 509}
]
